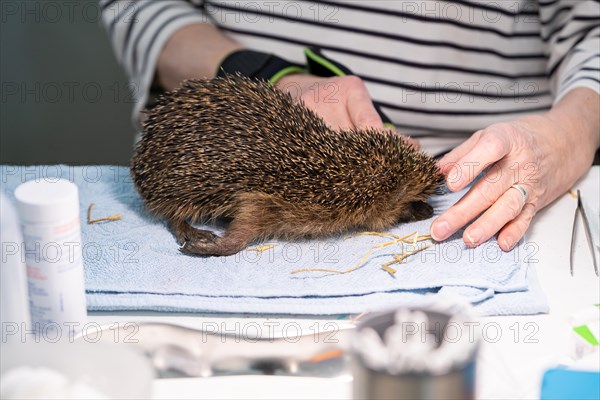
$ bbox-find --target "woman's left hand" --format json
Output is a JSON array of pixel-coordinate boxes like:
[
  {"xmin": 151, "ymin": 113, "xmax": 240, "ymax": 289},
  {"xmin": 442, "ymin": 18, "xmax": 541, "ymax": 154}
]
[{"xmin": 430, "ymin": 88, "xmax": 600, "ymax": 251}]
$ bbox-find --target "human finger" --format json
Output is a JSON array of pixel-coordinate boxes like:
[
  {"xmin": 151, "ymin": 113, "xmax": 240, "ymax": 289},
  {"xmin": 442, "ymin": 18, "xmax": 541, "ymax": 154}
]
[
  {"xmin": 497, "ymin": 203, "xmax": 537, "ymax": 251},
  {"xmin": 445, "ymin": 127, "xmax": 512, "ymax": 192},
  {"xmin": 344, "ymin": 77, "xmax": 384, "ymax": 130},
  {"xmin": 404, "ymin": 135, "xmax": 421, "ymax": 150},
  {"xmin": 461, "ymin": 183, "xmax": 530, "ymax": 247},
  {"xmin": 386, "ymin": 126, "xmax": 421, "ymax": 149},
  {"xmin": 430, "ymin": 160, "xmax": 515, "ymax": 241},
  {"xmin": 438, "ymin": 130, "xmax": 482, "ymax": 169}
]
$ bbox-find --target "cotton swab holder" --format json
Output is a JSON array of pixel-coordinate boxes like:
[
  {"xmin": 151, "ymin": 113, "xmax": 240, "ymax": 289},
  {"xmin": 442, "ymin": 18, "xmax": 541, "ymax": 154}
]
[{"xmin": 352, "ymin": 306, "xmax": 479, "ymax": 400}]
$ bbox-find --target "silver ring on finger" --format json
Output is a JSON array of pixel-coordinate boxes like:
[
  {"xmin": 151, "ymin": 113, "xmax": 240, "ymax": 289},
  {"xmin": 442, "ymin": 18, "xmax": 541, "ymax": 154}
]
[{"xmin": 510, "ymin": 184, "xmax": 528, "ymax": 206}]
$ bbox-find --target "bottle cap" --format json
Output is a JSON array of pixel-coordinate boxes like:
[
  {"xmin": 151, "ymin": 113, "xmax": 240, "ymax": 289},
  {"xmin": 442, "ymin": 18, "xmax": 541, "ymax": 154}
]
[{"xmin": 14, "ymin": 179, "xmax": 80, "ymax": 224}]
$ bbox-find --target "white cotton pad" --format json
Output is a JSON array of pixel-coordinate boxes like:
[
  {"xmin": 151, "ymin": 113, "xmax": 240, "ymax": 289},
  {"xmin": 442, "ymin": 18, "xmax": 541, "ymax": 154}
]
[{"xmin": 0, "ymin": 366, "xmax": 109, "ymax": 400}]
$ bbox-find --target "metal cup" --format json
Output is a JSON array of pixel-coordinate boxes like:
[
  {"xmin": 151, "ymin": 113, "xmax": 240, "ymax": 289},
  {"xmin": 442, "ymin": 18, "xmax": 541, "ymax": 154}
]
[{"xmin": 352, "ymin": 308, "xmax": 478, "ymax": 400}]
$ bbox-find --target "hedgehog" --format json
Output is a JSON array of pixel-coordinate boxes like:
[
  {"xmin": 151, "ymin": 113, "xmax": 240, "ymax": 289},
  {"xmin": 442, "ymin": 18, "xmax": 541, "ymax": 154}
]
[{"xmin": 131, "ymin": 74, "xmax": 444, "ymax": 256}]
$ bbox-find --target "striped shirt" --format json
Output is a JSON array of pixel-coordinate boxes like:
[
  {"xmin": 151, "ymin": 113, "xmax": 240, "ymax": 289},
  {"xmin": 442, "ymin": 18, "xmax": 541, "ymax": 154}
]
[{"xmin": 99, "ymin": 0, "xmax": 600, "ymax": 136}]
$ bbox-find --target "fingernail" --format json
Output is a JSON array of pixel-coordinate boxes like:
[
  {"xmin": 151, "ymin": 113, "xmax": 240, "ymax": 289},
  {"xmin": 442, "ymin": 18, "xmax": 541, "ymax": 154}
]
[
  {"xmin": 432, "ymin": 220, "xmax": 450, "ymax": 241},
  {"xmin": 503, "ymin": 237, "xmax": 514, "ymax": 251},
  {"xmin": 466, "ymin": 227, "xmax": 483, "ymax": 246}
]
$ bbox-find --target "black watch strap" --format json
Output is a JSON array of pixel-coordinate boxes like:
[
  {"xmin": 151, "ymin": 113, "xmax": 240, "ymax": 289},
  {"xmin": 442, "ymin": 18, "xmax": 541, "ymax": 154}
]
[{"xmin": 217, "ymin": 50, "xmax": 305, "ymax": 83}]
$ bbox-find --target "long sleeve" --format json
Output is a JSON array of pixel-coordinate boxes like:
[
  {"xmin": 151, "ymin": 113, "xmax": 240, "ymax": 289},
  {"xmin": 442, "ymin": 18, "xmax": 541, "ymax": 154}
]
[
  {"xmin": 99, "ymin": 0, "xmax": 599, "ymax": 135},
  {"xmin": 539, "ymin": 0, "xmax": 600, "ymax": 101},
  {"xmin": 99, "ymin": 0, "xmax": 206, "ymax": 125}
]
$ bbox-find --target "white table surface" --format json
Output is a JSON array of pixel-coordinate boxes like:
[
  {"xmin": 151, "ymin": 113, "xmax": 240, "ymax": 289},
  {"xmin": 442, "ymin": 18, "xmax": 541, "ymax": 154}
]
[{"xmin": 89, "ymin": 164, "xmax": 599, "ymax": 400}]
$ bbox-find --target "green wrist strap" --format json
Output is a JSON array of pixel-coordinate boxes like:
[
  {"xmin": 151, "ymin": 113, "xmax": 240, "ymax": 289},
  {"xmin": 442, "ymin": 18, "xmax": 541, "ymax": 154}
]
[
  {"xmin": 304, "ymin": 47, "xmax": 348, "ymax": 77},
  {"xmin": 269, "ymin": 66, "xmax": 307, "ymax": 85},
  {"xmin": 303, "ymin": 47, "xmax": 396, "ymax": 130}
]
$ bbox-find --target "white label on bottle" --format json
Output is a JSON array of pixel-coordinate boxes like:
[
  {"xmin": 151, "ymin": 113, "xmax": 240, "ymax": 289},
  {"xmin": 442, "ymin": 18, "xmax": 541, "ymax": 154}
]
[{"xmin": 21, "ymin": 216, "xmax": 87, "ymax": 337}]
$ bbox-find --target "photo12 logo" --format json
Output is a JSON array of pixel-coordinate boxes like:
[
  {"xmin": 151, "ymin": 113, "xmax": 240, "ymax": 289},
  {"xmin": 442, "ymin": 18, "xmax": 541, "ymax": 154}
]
[
  {"xmin": 391, "ymin": 320, "xmax": 539, "ymax": 345},
  {"xmin": 1, "ymin": 321, "xmax": 140, "ymax": 344},
  {"xmin": 195, "ymin": 321, "xmax": 341, "ymax": 344}
]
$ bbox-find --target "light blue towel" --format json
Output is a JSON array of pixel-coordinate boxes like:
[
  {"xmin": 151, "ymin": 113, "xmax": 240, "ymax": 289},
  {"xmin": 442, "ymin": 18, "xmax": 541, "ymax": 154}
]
[{"xmin": 1, "ymin": 165, "xmax": 549, "ymax": 316}]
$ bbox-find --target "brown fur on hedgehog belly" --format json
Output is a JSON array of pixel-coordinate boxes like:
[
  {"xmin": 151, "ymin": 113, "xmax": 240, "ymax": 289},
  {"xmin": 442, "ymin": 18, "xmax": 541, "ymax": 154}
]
[{"xmin": 131, "ymin": 74, "xmax": 444, "ymax": 256}]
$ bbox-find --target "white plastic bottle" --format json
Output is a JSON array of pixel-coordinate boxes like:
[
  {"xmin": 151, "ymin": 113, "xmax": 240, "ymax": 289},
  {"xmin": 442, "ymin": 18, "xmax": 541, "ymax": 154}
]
[
  {"xmin": 14, "ymin": 179, "xmax": 87, "ymax": 338},
  {"xmin": 0, "ymin": 193, "xmax": 31, "ymax": 332}
]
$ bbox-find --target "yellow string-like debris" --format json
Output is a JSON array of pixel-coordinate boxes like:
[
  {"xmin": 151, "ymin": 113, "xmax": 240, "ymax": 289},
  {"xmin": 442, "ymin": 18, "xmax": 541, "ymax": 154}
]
[
  {"xmin": 381, "ymin": 264, "xmax": 398, "ymax": 275},
  {"xmin": 373, "ymin": 232, "xmax": 418, "ymax": 249},
  {"xmin": 291, "ymin": 248, "xmax": 374, "ymax": 275},
  {"xmin": 382, "ymin": 245, "xmax": 431, "ymax": 269},
  {"xmin": 292, "ymin": 231, "xmax": 434, "ymax": 277},
  {"xmin": 87, "ymin": 203, "xmax": 122, "ymax": 224},
  {"xmin": 344, "ymin": 231, "xmax": 401, "ymax": 240},
  {"xmin": 247, "ymin": 244, "xmax": 275, "ymax": 252}
]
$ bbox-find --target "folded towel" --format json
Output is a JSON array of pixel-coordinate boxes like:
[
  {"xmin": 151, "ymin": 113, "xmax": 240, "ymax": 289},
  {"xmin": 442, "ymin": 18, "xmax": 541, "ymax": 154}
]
[
  {"xmin": 85, "ymin": 267, "xmax": 547, "ymax": 316},
  {"xmin": 1, "ymin": 165, "xmax": 549, "ymax": 316}
]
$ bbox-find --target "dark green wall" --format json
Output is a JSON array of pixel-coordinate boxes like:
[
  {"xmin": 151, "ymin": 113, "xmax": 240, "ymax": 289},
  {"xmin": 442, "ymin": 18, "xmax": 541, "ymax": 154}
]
[{"xmin": 1, "ymin": 0, "xmax": 135, "ymax": 165}]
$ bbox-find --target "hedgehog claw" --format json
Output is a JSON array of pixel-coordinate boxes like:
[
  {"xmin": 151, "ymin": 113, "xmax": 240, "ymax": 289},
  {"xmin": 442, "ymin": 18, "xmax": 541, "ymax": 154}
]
[{"xmin": 178, "ymin": 231, "xmax": 219, "ymax": 255}]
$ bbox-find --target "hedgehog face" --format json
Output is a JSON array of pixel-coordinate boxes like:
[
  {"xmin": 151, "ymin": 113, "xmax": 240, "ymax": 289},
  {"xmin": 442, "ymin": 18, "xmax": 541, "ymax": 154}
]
[{"xmin": 387, "ymin": 184, "xmax": 436, "ymax": 222}]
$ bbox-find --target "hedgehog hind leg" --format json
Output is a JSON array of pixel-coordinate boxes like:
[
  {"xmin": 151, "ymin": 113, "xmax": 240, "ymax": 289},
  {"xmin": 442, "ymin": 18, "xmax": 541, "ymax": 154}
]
[
  {"xmin": 179, "ymin": 231, "xmax": 249, "ymax": 256},
  {"xmin": 169, "ymin": 219, "xmax": 219, "ymax": 247},
  {"xmin": 168, "ymin": 219, "xmax": 250, "ymax": 257},
  {"xmin": 176, "ymin": 191, "xmax": 316, "ymax": 256}
]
